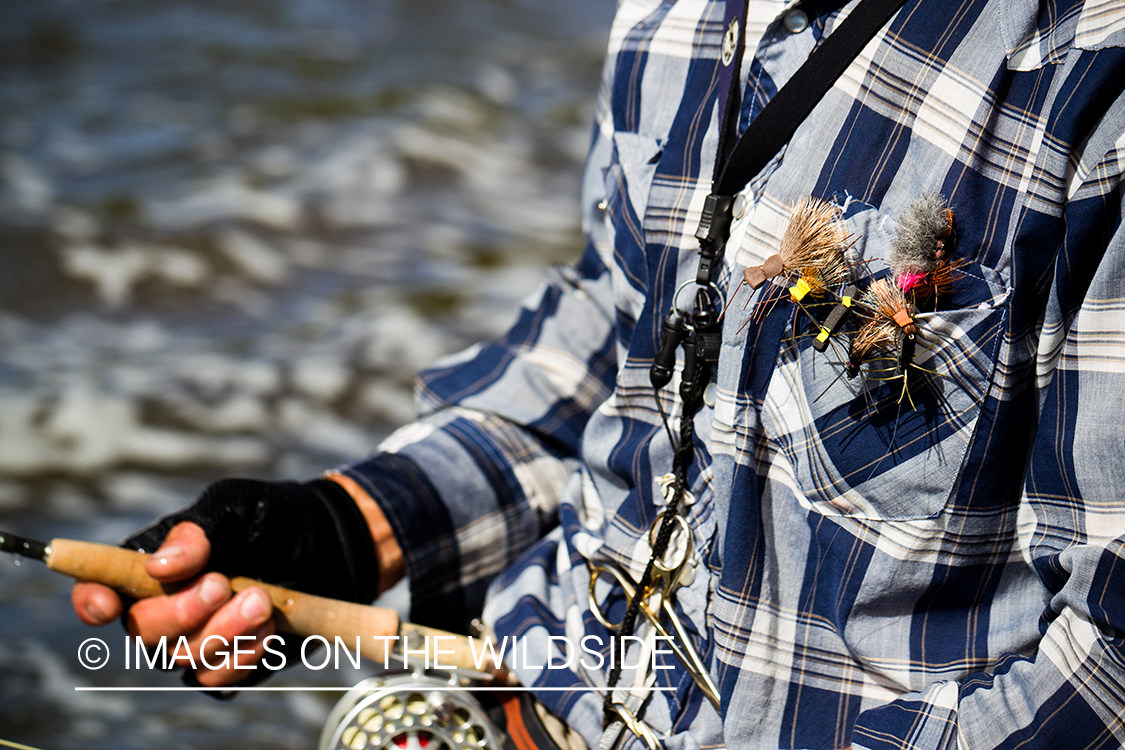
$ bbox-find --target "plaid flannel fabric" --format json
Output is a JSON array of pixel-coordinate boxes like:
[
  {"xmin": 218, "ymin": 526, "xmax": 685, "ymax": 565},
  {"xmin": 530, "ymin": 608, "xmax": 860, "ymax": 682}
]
[{"xmin": 339, "ymin": 0, "xmax": 1125, "ymax": 747}]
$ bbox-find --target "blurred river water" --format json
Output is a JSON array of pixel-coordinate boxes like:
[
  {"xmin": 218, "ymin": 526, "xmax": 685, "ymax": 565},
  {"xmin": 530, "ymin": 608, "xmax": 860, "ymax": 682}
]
[{"xmin": 0, "ymin": 0, "xmax": 613, "ymax": 746}]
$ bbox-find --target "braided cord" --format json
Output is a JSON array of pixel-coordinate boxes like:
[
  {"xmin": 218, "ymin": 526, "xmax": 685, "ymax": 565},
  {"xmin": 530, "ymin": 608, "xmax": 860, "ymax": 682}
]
[{"xmin": 602, "ymin": 345, "xmax": 706, "ymax": 723}]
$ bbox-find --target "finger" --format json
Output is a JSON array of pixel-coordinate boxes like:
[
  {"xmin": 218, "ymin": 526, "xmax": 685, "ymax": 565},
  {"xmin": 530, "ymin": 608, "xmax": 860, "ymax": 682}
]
[
  {"xmin": 127, "ymin": 572, "xmax": 232, "ymax": 644},
  {"xmin": 188, "ymin": 587, "xmax": 274, "ymax": 662},
  {"xmin": 144, "ymin": 521, "xmax": 211, "ymax": 583},
  {"xmin": 167, "ymin": 586, "xmax": 274, "ymax": 674},
  {"xmin": 194, "ymin": 621, "xmax": 277, "ymax": 688},
  {"xmin": 72, "ymin": 582, "xmax": 123, "ymax": 626}
]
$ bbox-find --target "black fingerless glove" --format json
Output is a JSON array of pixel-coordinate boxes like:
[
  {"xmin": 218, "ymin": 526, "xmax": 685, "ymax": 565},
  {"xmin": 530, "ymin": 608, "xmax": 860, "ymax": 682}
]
[
  {"xmin": 122, "ymin": 479, "xmax": 378, "ymax": 697},
  {"xmin": 125, "ymin": 478, "xmax": 380, "ymax": 606},
  {"xmin": 123, "ymin": 478, "xmax": 381, "ymax": 696}
]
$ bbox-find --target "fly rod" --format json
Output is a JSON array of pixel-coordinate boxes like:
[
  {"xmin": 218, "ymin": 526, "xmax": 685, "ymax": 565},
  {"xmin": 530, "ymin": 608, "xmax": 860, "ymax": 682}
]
[{"xmin": 0, "ymin": 529, "xmax": 511, "ymax": 681}]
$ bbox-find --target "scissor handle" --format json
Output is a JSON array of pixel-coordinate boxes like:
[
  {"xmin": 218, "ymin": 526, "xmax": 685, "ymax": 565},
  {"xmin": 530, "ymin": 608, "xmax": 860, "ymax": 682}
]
[
  {"xmin": 588, "ymin": 562, "xmax": 635, "ymax": 631},
  {"xmin": 587, "ymin": 556, "xmax": 720, "ymax": 711}
]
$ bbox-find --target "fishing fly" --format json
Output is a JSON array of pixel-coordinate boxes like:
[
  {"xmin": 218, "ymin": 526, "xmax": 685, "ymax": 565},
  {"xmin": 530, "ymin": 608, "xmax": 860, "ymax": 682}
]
[
  {"xmin": 748, "ymin": 196, "xmax": 850, "ymax": 290},
  {"xmin": 811, "ymin": 283, "xmax": 860, "ymax": 353},
  {"xmin": 888, "ymin": 193, "xmax": 961, "ymax": 306},
  {"xmin": 729, "ymin": 196, "xmax": 853, "ymax": 332},
  {"xmin": 852, "ymin": 277, "xmax": 954, "ymax": 411}
]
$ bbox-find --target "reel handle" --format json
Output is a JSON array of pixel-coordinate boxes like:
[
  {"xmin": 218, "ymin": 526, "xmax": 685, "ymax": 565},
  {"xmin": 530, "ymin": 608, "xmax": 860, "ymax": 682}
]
[{"xmin": 48, "ymin": 538, "xmax": 505, "ymax": 676}]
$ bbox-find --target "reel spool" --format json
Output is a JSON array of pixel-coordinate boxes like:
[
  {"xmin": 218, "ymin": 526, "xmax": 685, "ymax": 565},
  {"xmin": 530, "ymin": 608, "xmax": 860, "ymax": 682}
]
[{"xmin": 319, "ymin": 669, "xmax": 506, "ymax": 750}]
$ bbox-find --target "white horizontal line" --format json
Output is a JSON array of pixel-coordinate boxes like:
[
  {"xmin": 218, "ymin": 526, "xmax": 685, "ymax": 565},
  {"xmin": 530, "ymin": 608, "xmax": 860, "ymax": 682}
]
[{"xmin": 75, "ymin": 686, "xmax": 677, "ymax": 692}]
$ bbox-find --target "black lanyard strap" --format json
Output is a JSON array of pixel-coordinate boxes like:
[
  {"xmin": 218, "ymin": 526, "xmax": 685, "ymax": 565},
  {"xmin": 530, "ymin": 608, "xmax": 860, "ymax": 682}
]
[{"xmin": 695, "ymin": 0, "xmax": 910, "ymax": 285}]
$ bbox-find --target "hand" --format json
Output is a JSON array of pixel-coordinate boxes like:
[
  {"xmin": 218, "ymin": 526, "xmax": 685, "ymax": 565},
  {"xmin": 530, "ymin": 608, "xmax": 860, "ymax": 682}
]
[
  {"xmin": 70, "ymin": 477, "xmax": 382, "ymax": 688},
  {"xmin": 72, "ymin": 521, "xmax": 276, "ymax": 688}
]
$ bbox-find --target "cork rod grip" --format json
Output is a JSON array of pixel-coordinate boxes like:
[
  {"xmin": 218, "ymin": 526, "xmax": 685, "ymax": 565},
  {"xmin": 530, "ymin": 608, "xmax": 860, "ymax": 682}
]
[
  {"xmin": 46, "ymin": 538, "xmax": 503, "ymax": 675},
  {"xmin": 47, "ymin": 538, "xmax": 170, "ymax": 599},
  {"xmin": 46, "ymin": 538, "xmax": 407, "ymax": 645},
  {"xmin": 227, "ymin": 579, "xmax": 503, "ymax": 674},
  {"xmin": 229, "ymin": 577, "xmax": 401, "ymax": 664}
]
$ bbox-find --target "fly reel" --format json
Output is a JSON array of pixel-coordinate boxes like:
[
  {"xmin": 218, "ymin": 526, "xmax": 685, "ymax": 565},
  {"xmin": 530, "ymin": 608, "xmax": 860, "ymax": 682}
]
[{"xmin": 319, "ymin": 669, "xmax": 507, "ymax": 750}]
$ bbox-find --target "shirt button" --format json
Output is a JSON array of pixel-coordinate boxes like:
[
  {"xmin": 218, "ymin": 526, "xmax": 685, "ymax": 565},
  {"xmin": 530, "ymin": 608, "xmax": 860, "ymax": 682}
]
[
  {"xmin": 732, "ymin": 193, "xmax": 749, "ymax": 219},
  {"xmin": 783, "ymin": 8, "xmax": 809, "ymax": 34}
]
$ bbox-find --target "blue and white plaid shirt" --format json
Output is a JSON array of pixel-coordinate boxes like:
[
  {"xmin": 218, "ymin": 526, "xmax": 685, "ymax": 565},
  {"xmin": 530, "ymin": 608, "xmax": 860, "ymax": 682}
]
[{"xmin": 337, "ymin": 1, "xmax": 1125, "ymax": 747}]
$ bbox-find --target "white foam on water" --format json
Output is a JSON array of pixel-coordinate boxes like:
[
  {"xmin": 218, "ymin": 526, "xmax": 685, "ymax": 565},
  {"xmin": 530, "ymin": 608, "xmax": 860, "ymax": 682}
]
[
  {"xmin": 0, "ymin": 152, "xmax": 53, "ymax": 216},
  {"xmin": 18, "ymin": 639, "xmax": 131, "ymax": 717},
  {"xmin": 254, "ymin": 144, "xmax": 298, "ymax": 179},
  {"xmin": 171, "ymin": 353, "xmax": 283, "ymax": 398},
  {"xmin": 290, "ymin": 357, "xmax": 351, "ymax": 402},
  {"xmin": 298, "ymin": 130, "xmax": 404, "ymax": 229},
  {"xmin": 418, "ymin": 88, "xmax": 493, "ymax": 132},
  {"xmin": 59, "ymin": 241, "xmax": 212, "ymax": 306},
  {"xmin": 51, "ymin": 206, "xmax": 100, "ymax": 241},
  {"xmin": 147, "ymin": 174, "xmax": 304, "ymax": 231},
  {"xmin": 0, "ymin": 384, "xmax": 271, "ymax": 477},
  {"xmin": 150, "ymin": 246, "xmax": 211, "ymax": 287},
  {"xmin": 277, "ymin": 398, "xmax": 376, "ymax": 458},
  {"xmin": 219, "ymin": 228, "xmax": 291, "ymax": 285},
  {"xmin": 101, "ymin": 471, "xmax": 194, "ymax": 512},
  {"xmin": 61, "ymin": 243, "xmax": 150, "ymax": 308},
  {"xmin": 362, "ymin": 309, "xmax": 451, "ymax": 375},
  {"xmin": 476, "ymin": 63, "xmax": 519, "ymax": 106},
  {"xmin": 166, "ymin": 392, "xmax": 273, "ymax": 433},
  {"xmin": 357, "ymin": 381, "xmax": 417, "ymax": 425}
]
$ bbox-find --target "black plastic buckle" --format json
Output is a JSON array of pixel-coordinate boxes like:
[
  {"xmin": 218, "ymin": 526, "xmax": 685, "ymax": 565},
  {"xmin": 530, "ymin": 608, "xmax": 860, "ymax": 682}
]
[{"xmin": 694, "ymin": 194, "xmax": 735, "ymax": 284}]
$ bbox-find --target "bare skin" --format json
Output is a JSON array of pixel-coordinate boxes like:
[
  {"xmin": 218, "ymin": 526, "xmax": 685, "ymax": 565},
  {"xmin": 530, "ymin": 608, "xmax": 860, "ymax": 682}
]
[{"xmin": 72, "ymin": 479, "xmax": 404, "ymax": 687}]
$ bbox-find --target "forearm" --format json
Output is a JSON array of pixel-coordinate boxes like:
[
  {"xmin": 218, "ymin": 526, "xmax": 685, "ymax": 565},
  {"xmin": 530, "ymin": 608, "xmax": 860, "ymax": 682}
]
[{"xmin": 324, "ymin": 471, "xmax": 406, "ymax": 597}]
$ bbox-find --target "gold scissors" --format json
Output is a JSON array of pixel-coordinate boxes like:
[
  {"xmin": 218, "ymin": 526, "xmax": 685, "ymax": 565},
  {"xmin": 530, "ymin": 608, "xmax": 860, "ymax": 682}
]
[{"xmin": 587, "ymin": 510, "xmax": 721, "ymax": 710}]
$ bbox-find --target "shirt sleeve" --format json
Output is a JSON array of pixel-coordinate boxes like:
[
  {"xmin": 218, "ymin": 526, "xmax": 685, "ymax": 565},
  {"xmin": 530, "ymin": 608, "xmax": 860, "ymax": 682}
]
[
  {"xmin": 334, "ymin": 244, "xmax": 619, "ymax": 632},
  {"xmin": 852, "ymin": 87, "xmax": 1125, "ymax": 750}
]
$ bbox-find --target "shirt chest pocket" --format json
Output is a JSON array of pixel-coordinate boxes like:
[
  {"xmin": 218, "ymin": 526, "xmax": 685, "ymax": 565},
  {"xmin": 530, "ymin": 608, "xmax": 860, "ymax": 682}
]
[{"xmin": 759, "ymin": 264, "xmax": 1011, "ymax": 520}]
